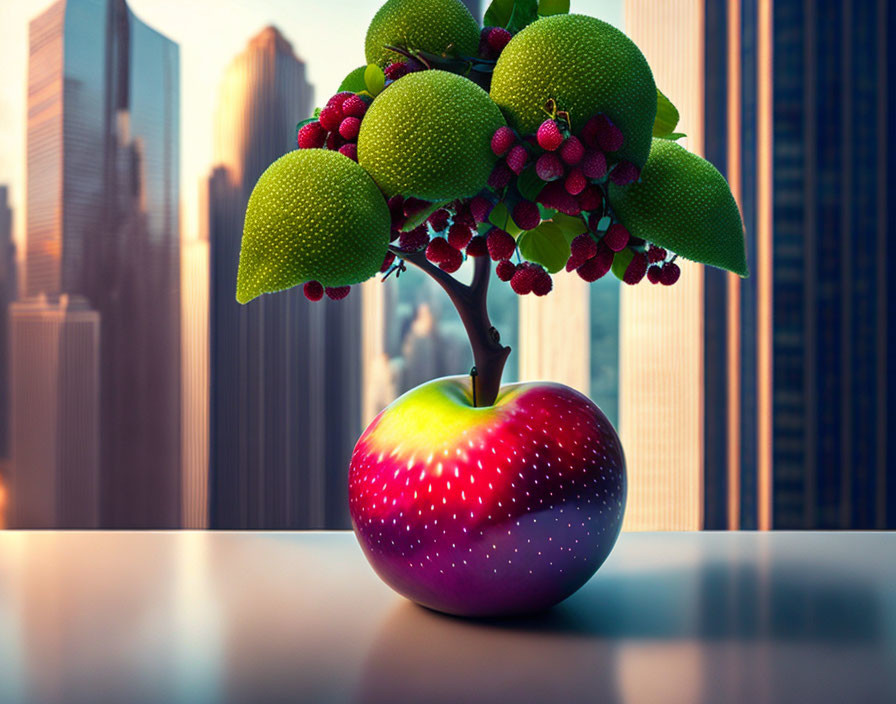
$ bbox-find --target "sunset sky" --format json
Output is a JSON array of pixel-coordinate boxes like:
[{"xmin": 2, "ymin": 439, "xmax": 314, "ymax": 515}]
[{"xmin": 0, "ymin": 0, "xmax": 622, "ymax": 255}]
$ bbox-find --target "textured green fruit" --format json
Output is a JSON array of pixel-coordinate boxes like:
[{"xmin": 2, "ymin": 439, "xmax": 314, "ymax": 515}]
[
  {"xmin": 490, "ymin": 14, "xmax": 657, "ymax": 168},
  {"xmin": 236, "ymin": 150, "xmax": 391, "ymax": 303},
  {"xmin": 365, "ymin": 0, "xmax": 480, "ymax": 68},
  {"xmin": 608, "ymin": 139, "xmax": 748, "ymax": 276},
  {"xmin": 357, "ymin": 70, "xmax": 506, "ymax": 201}
]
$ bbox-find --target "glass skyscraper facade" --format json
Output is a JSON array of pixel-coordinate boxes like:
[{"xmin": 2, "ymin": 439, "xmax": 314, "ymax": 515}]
[
  {"xmin": 22, "ymin": 0, "xmax": 181, "ymax": 527},
  {"xmin": 208, "ymin": 27, "xmax": 364, "ymax": 529},
  {"xmin": 703, "ymin": 0, "xmax": 894, "ymax": 529}
]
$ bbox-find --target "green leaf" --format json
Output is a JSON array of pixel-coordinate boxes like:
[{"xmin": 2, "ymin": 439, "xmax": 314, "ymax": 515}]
[
  {"xmin": 313, "ymin": 107, "xmax": 322, "ymax": 118},
  {"xmin": 550, "ymin": 212, "xmax": 587, "ymax": 239},
  {"xmin": 401, "ymin": 201, "xmax": 451, "ymax": 232},
  {"xmin": 484, "ymin": 0, "xmax": 515, "ymax": 28},
  {"xmin": 364, "ymin": 64, "xmax": 385, "ymax": 97},
  {"xmin": 489, "ymin": 202, "xmax": 524, "ymax": 236},
  {"xmin": 538, "ymin": 0, "xmax": 570, "ymax": 16},
  {"xmin": 656, "ymin": 132, "xmax": 687, "ymax": 142},
  {"xmin": 516, "ymin": 166, "xmax": 546, "ymax": 201},
  {"xmin": 517, "ymin": 222, "xmax": 571, "ymax": 273},
  {"xmin": 653, "ymin": 87, "xmax": 681, "ymax": 138},
  {"xmin": 611, "ymin": 247, "xmax": 633, "ymax": 281},
  {"xmin": 507, "ymin": 0, "xmax": 539, "ymax": 33},
  {"xmin": 339, "ymin": 66, "xmax": 368, "ymax": 93}
]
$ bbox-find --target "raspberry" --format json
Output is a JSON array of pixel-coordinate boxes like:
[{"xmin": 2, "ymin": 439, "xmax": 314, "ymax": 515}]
[
  {"xmin": 453, "ymin": 204, "xmax": 476, "ymax": 229},
  {"xmin": 537, "ymin": 181, "xmax": 582, "ymax": 216},
  {"xmin": 495, "ymin": 260, "xmax": 517, "ymax": 281},
  {"xmin": 510, "ymin": 263, "xmax": 539, "ymax": 295},
  {"xmin": 647, "ymin": 265, "xmax": 663, "ymax": 284},
  {"xmin": 647, "ymin": 245, "xmax": 667, "ymax": 263},
  {"xmin": 578, "ymin": 184, "xmax": 603, "ymax": 212},
  {"xmin": 338, "ymin": 143, "xmax": 358, "ymax": 161},
  {"xmin": 487, "ymin": 26, "xmax": 512, "ymax": 54},
  {"xmin": 341, "ymin": 94, "xmax": 368, "ymax": 118},
  {"xmin": 325, "ymin": 285, "xmax": 351, "ymax": 300},
  {"xmin": 403, "ymin": 197, "xmax": 430, "ymax": 218},
  {"xmin": 623, "ymin": 252, "xmax": 648, "ymax": 284},
  {"xmin": 532, "ymin": 268, "xmax": 553, "ymax": 296},
  {"xmin": 297, "ymin": 121, "xmax": 326, "ymax": 149},
  {"xmin": 439, "ymin": 247, "xmax": 464, "ymax": 273},
  {"xmin": 318, "ymin": 105, "xmax": 342, "ymax": 132},
  {"xmin": 398, "ymin": 225, "xmax": 430, "ymax": 252},
  {"xmin": 512, "ymin": 200, "xmax": 541, "ymax": 231},
  {"xmin": 535, "ymin": 152, "xmax": 564, "ymax": 182},
  {"xmin": 326, "ymin": 92, "xmax": 353, "ymax": 110},
  {"xmin": 447, "ymin": 222, "xmax": 473, "ymax": 249},
  {"xmin": 609, "ymin": 161, "xmax": 640, "ymax": 186},
  {"xmin": 593, "ymin": 114, "xmax": 625, "ymax": 153},
  {"xmin": 325, "ymin": 131, "xmax": 345, "ymax": 150},
  {"xmin": 338, "ymin": 116, "xmax": 361, "ymax": 140},
  {"xmin": 559, "ymin": 136, "xmax": 585, "ymax": 166},
  {"xmin": 487, "ymin": 228, "xmax": 516, "ymax": 261},
  {"xmin": 384, "ymin": 62, "xmax": 410, "ymax": 81},
  {"xmin": 380, "ymin": 251, "xmax": 396, "ymax": 273},
  {"xmin": 565, "ymin": 168, "xmax": 586, "ymax": 196},
  {"xmin": 491, "ymin": 126, "xmax": 516, "ymax": 157},
  {"xmin": 488, "ymin": 162, "xmax": 513, "ymax": 189},
  {"xmin": 428, "ymin": 209, "xmax": 450, "ymax": 232},
  {"xmin": 536, "ymin": 120, "xmax": 564, "ymax": 151},
  {"xmin": 577, "ymin": 244, "xmax": 614, "ymax": 282},
  {"xmin": 469, "ymin": 195, "xmax": 493, "ymax": 223},
  {"xmin": 466, "ymin": 235, "xmax": 488, "ymax": 257},
  {"xmin": 506, "ymin": 144, "xmax": 529, "ymax": 175},
  {"xmin": 426, "ymin": 237, "xmax": 454, "ymax": 264},
  {"xmin": 570, "ymin": 233, "xmax": 598, "ymax": 261},
  {"xmin": 388, "ymin": 196, "xmax": 406, "ymax": 228},
  {"xmin": 579, "ymin": 115, "xmax": 600, "ymax": 148},
  {"xmin": 603, "ymin": 223, "xmax": 630, "ymax": 252},
  {"xmin": 303, "ymin": 280, "xmax": 324, "ymax": 301},
  {"xmin": 660, "ymin": 261, "xmax": 681, "ymax": 286},
  {"xmin": 582, "ymin": 149, "xmax": 607, "ymax": 180}
]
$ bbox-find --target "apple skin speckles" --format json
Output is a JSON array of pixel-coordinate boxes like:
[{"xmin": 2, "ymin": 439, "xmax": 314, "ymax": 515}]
[{"xmin": 349, "ymin": 377, "xmax": 626, "ymax": 617}]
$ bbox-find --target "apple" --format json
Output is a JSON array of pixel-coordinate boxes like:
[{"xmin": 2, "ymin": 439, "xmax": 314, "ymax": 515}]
[{"xmin": 349, "ymin": 376, "xmax": 626, "ymax": 617}]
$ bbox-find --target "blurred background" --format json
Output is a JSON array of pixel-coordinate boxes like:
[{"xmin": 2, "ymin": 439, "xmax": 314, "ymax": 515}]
[{"xmin": 0, "ymin": 0, "xmax": 891, "ymax": 531}]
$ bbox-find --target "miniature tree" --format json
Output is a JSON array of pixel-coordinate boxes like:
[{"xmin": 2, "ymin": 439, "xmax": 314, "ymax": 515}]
[{"xmin": 237, "ymin": 0, "xmax": 747, "ymax": 617}]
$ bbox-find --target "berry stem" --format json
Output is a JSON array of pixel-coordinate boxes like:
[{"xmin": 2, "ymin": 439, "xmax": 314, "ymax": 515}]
[{"xmin": 389, "ymin": 245, "xmax": 511, "ymax": 407}]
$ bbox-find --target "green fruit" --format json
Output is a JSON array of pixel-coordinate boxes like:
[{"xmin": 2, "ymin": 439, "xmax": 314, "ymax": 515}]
[
  {"xmin": 357, "ymin": 70, "xmax": 506, "ymax": 201},
  {"xmin": 236, "ymin": 149, "xmax": 391, "ymax": 304},
  {"xmin": 365, "ymin": 0, "xmax": 480, "ymax": 68},
  {"xmin": 608, "ymin": 139, "xmax": 748, "ymax": 277},
  {"xmin": 490, "ymin": 14, "xmax": 657, "ymax": 168}
]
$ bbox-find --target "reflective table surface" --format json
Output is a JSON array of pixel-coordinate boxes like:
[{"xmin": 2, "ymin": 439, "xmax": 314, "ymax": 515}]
[{"xmin": 0, "ymin": 531, "xmax": 894, "ymax": 704}]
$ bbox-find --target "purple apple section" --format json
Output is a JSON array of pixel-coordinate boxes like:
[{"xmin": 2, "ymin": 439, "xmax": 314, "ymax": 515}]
[{"xmin": 349, "ymin": 384, "xmax": 627, "ymax": 617}]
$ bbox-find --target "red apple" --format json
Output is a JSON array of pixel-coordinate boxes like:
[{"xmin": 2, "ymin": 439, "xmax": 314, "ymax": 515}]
[{"xmin": 349, "ymin": 376, "xmax": 626, "ymax": 617}]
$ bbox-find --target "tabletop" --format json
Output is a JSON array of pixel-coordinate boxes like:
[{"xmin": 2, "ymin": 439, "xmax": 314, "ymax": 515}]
[{"xmin": 0, "ymin": 531, "xmax": 894, "ymax": 704}]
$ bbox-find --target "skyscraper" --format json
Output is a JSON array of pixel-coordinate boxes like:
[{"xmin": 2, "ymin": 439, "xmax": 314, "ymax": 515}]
[
  {"xmin": 181, "ymin": 236, "xmax": 210, "ymax": 528},
  {"xmin": 9, "ymin": 296, "xmax": 100, "ymax": 528},
  {"xmin": 702, "ymin": 0, "xmax": 893, "ymax": 529},
  {"xmin": 0, "ymin": 185, "xmax": 14, "ymax": 460},
  {"xmin": 620, "ymin": 0, "xmax": 706, "ymax": 531},
  {"xmin": 22, "ymin": 0, "xmax": 181, "ymax": 527},
  {"xmin": 518, "ymin": 275, "xmax": 590, "ymax": 395},
  {"xmin": 209, "ymin": 27, "xmax": 361, "ymax": 529}
]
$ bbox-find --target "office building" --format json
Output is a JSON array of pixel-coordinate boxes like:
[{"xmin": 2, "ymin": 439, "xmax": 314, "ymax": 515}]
[{"xmin": 0, "ymin": 186, "xmax": 14, "ymax": 460}]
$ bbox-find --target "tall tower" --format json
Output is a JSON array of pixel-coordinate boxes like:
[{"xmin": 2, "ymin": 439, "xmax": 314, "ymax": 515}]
[
  {"xmin": 9, "ymin": 296, "xmax": 100, "ymax": 528},
  {"xmin": 0, "ymin": 185, "xmax": 14, "ymax": 460},
  {"xmin": 208, "ymin": 27, "xmax": 362, "ymax": 529},
  {"xmin": 22, "ymin": 0, "xmax": 181, "ymax": 527},
  {"xmin": 620, "ymin": 0, "xmax": 706, "ymax": 530},
  {"xmin": 702, "ymin": 0, "xmax": 893, "ymax": 529}
]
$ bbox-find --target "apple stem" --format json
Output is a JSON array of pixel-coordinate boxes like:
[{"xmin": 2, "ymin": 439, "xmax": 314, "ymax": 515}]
[{"xmin": 388, "ymin": 246, "xmax": 511, "ymax": 407}]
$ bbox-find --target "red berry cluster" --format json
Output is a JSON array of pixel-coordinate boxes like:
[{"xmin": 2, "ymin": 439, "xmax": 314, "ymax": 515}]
[
  {"xmin": 297, "ymin": 91, "xmax": 371, "ymax": 162},
  {"xmin": 479, "ymin": 26, "xmax": 512, "ymax": 60}
]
